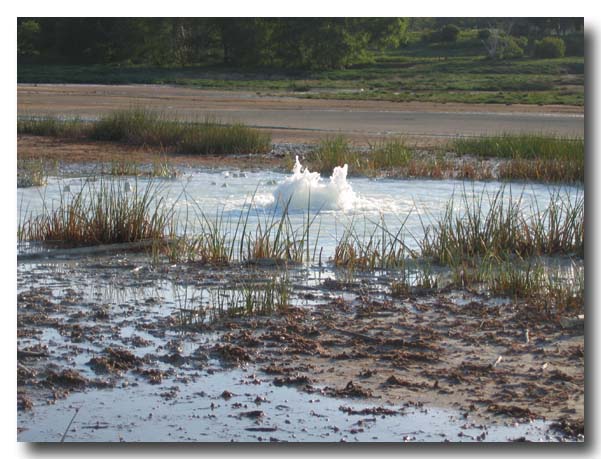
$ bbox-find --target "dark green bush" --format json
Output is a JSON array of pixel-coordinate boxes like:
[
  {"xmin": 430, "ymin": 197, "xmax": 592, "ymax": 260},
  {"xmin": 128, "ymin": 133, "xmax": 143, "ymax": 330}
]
[
  {"xmin": 477, "ymin": 29, "xmax": 491, "ymax": 40},
  {"xmin": 420, "ymin": 30, "xmax": 439, "ymax": 43},
  {"xmin": 502, "ymin": 36, "xmax": 526, "ymax": 59},
  {"xmin": 564, "ymin": 33, "xmax": 584, "ymax": 56},
  {"xmin": 534, "ymin": 37, "xmax": 566, "ymax": 58},
  {"xmin": 440, "ymin": 24, "xmax": 460, "ymax": 43}
]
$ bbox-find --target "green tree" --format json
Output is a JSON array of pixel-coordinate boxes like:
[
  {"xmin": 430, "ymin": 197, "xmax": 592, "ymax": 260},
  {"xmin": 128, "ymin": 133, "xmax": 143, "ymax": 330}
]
[{"xmin": 17, "ymin": 19, "xmax": 40, "ymax": 57}]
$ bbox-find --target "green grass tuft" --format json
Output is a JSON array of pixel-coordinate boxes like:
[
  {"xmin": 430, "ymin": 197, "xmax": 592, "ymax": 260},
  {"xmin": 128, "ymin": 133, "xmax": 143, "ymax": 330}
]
[{"xmin": 19, "ymin": 108, "xmax": 271, "ymax": 155}]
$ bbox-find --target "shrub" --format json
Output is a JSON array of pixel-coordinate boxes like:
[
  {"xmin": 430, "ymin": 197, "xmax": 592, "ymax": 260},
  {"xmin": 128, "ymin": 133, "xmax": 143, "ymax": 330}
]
[
  {"xmin": 440, "ymin": 24, "xmax": 460, "ymax": 43},
  {"xmin": 534, "ymin": 37, "xmax": 566, "ymax": 58},
  {"xmin": 420, "ymin": 30, "xmax": 439, "ymax": 43},
  {"xmin": 564, "ymin": 33, "xmax": 584, "ymax": 56},
  {"xmin": 478, "ymin": 29, "xmax": 491, "ymax": 40},
  {"xmin": 502, "ymin": 36, "xmax": 526, "ymax": 59},
  {"xmin": 19, "ymin": 109, "xmax": 271, "ymax": 155}
]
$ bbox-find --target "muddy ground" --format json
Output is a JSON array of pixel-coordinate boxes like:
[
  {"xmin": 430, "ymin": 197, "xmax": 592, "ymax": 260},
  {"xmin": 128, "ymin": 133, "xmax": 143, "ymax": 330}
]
[
  {"xmin": 17, "ymin": 85, "xmax": 585, "ymax": 143},
  {"xmin": 17, "ymin": 253, "xmax": 584, "ymax": 442},
  {"xmin": 18, "ymin": 135, "xmax": 511, "ymax": 183}
]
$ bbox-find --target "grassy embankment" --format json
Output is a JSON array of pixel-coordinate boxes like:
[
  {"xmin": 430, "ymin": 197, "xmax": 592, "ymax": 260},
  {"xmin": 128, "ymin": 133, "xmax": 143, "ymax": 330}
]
[
  {"xmin": 17, "ymin": 108, "xmax": 271, "ymax": 155},
  {"xmin": 18, "ymin": 176, "xmax": 584, "ymax": 315},
  {"xmin": 18, "ymin": 31, "xmax": 584, "ymax": 106},
  {"xmin": 307, "ymin": 134, "xmax": 584, "ymax": 183},
  {"xmin": 18, "ymin": 108, "xmax": 583, "ymax": 184}
]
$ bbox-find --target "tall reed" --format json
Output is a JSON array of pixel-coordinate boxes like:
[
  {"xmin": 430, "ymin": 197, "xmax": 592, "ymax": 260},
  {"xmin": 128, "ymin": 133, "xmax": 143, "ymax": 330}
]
[
  {"xmin": 310, "ymin": 136, "xmax": 413, "ymax": 176},
  {"xmin": 419, "ymin": 186, "xmax": 584, "ymax": 266},
  {"xmin": 333, "ymin": 215, "xmax": 415, "ymax": 270},
  {"xmin": 18, "ymin": 178, "xmax": 173, "ymax": 246},
  {"xmin": 19, "ymin": 108, "xmax": 271, "ymax": 155},
  {"xmin": 452, "ymin": 133, "xmax": 584, "ymax": 161}
]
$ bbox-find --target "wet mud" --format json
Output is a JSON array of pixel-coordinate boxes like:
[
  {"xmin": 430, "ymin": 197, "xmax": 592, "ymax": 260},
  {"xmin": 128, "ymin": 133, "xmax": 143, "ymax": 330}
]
[{"xmin": 17, "ymin": 254, "xmax": 584, "ymax": 442}]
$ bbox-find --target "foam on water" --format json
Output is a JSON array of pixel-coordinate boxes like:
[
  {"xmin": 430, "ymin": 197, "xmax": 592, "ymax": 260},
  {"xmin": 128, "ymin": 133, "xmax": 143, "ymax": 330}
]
[{"xmin": 272, "ymin": 157, "xmax": 356, "ymax": 212}]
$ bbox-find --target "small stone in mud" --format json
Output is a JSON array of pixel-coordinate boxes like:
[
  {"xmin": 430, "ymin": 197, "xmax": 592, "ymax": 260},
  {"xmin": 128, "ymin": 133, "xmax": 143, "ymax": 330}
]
[
  {"xmin": 358, "ymin": 368, "xmax": 377, "ymax": 378},
  {"xmin": 261, "ymin": 364, "xmax": 293, "ymax": 375},
  {"xmin": 160, "ymin": 386, "xmax": 179, "ymax": 400},
  {"xmin": 221, "ymin": 390, "xmax": 234, "ymax": 400},
  {"xmin": 273, "ymin": 375, "xmax": 312, "ymax": 387},
  {"xmin": 487, "ymin": 404, "xmax": 537, "ymax": 421},
  {"xmin": 138, "ymin": 368, "xmax": 165, "ymax": 384},
  {"xmin": 18, "ymin": 395, "xmax": 33, "ymax": 411},
  {"xmin": 240, "ymin": 410, "xmax": 264, "ymax": 419},
  {"xmin": 339, "ymin": 406, "xmax": 400, "ymax": 416},
  {"xmin": 130, "ymin": 335, "xmax": 152, "ymax": 347},
  {"xmin": 17, "ymin": 363, "xmax": 37, "ymax": 383},
  {"xmin": 245, "ymin": 426, "xmax": 278, "ymax": 432},
  {"xmin": 550, "ymin": 417, "xmax": 584, "ymax": 439},
  {"xmin": 384, "ymin": 375, "xmax": 428, "ymax": 390},
  {"xmin": 92, "ymin": 305, "xmax": 110, "ymax": 320},
  {"xmin": 324, "ymin": 381, "xmax": 372, "ymax": 398}
]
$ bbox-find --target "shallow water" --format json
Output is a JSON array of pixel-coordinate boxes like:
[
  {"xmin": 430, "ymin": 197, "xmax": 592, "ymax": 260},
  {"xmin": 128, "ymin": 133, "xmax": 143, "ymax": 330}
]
[
  {"xmin": 17, "ymin": 161, "xmax": 583, "ymax": 258},
  {"xmin": 18, "ymin": 366, "xmax": 556, "ymax": 443},
  {"xmin": 18, "ymin": 260, "xmax": 569, "ymax": 443}
]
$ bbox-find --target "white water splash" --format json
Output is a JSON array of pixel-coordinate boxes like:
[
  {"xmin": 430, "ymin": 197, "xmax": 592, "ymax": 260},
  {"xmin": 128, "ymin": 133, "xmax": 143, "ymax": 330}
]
[{"xmin": 272, "ymin": 157, "xmax": 356, "ymax": 211}]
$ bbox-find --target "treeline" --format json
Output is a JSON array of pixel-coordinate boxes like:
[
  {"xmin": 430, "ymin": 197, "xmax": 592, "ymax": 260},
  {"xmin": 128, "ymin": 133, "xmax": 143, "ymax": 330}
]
[
  {"xmin": 410, "ymin": 18, "xmax": 584, "ymax": 59},
  {"xmin": 17, "ymin": 18, "xmax": 407, "ymax": 69},
  {"xmin": 17, "ymin": 17, "xmax": 583, "ymax": 69}
]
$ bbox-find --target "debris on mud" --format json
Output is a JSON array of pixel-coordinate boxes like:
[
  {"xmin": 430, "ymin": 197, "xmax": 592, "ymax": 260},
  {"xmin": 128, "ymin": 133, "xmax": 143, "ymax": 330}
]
[
  {"xmin": 550, "ymin": 417, "xmax": 585, "ymax": 439},
  {"xmin": 212, "ymin": 344, "xmax": 252, "ymax": 365},
  {"xmin": 273, "ymin": 374, "xmax": 313, "ymax": 387},
  {"xmin": 324, "ymin": 381, "xmax": 373, "ymax": 399},
  {"xmin": 486, "ymin": 404, "xmax": 538, "ymax": 421},
  {"xmin": 45, "ymin": 369, "xmax": 88, "ymax": 389},
  {"xmin": 17, "ymin": 255, "xmax": 584, "ymax": 441},
  {"xmin": 88, "ymin": 347, "xmax": 145, "ymax": 374},
  {"xmin": 339, "ymin": 406, "xmax": 401, "ymax": 416}
]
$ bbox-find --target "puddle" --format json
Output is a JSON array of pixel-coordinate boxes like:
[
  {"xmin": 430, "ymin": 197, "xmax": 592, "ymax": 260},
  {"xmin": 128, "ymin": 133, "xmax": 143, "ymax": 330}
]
[
  {"xmin": 18, "ymin": 257, "xmax": 584, "ymax": 442},
  {"xmin": 18, "ymin": 366, "xmax": 558, "ymax": 442},
  {"xmin": 17, "ymin": 162, "xmax": 583, "ymax": 258},
  {"xmin": 17, "ymin": 162, "xmax": 584, "ymax": 442}
]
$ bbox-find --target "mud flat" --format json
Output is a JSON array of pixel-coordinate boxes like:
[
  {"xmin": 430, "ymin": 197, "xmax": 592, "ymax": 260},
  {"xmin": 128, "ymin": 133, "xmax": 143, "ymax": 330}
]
[
  {"xmin": 17, "ymin": 85, "xmax": 585, "ymax": 146},
  {"xmin": 17, "ymin": 149, "xmax": 584, "ymax": 442},
  {"xmin": 17, "ymin": 253, "xmax": 583, "ymax": 442}
]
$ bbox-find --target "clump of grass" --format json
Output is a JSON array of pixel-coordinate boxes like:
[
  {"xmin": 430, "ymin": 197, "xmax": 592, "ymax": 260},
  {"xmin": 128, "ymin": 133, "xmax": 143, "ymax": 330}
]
[
  {"xmin": 102, "ymin": 157, "xmax": 178, "ymax": 179},
  {"xmin": 211, "ymin": 278, "xmax": 290, "ymax": 320},
  {"xmin": 310, "ymin": 136, "xmax": 414, "ymax": 176},
  {"xmin": 241, "ymin": 198, "xmax": 321, "ymax": 265},
  {"xmin": 18, "ymin": 178, "xmax": 173, "ymax": 246},
  {"xmin": 390, "ymin": 262, "xmax": 438, "ymax": 297},
  {"xmin": 151, "ymin": 157, "xmax": 178, "ymax": 178},
  {"xmin": 333, "ymin": 216, "xmax": 414, "ymax": 270},
  {"xmin": 452, "ymin": 133, "xmax": 584, "ymax": 161},
  {"xmin": 452, "ymin": 133, "xmax": 584, "ymax": 183},
  {"xmin": 367, "ymin": 139, "xmax": 413, "ymax": 169},
  {"xmin": 17, "ymin": 158, "xmax": 53, "ymax": 188},
  {"xmin": 498, "ymin": 158, "xmax": 583, "ymax": 183},
  {"xmin": 89, "ymin": 108, "xmax": 181, "ymax": 144},
  {"xmin": 19, "ymin": 108, "xmax": 271, "ymax": 155},
  {"xmin": 481, "ymin": 257, "xmax": 547, "ymax": 299},
  {"xmin": 176, "ymin": 277, "xmax": 290, "ymax": 327},
  {"xmin": 310, "ymin": 136, "xmax": 362, "ymax": 175},
  {"xmin": 179, "ymin": 119, "xmax": 271, "ymax": 155},
  {"xmin": 477, "ymin": 257, "xmax": 584, "ymax": 314},
  {"xmin": 18, "ymin": 116, "xmax": 90, "ymax": 138},
  {"xmin": 163, "ymin": 193, "xmax": 321, "ymax": 266},
  {"xmin": 105, "ymin": 161, "xmax": 141, "ymax": 177},
  {"xmin": 420, "ymin": 186, "xmax": 584, "ymax": 266}
]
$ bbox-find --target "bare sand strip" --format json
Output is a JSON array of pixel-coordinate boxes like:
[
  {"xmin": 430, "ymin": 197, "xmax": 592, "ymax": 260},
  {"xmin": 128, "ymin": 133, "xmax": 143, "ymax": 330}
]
[{"xmin": 18, "ymin": 85, "xmax": 584, "ymax": 146}]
